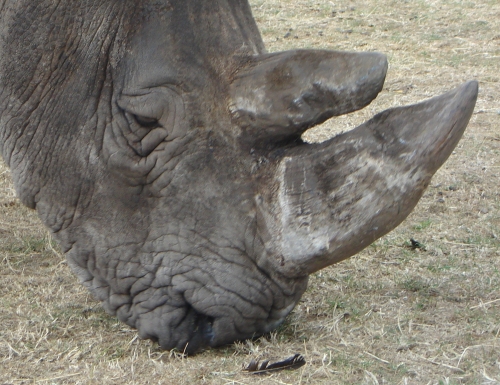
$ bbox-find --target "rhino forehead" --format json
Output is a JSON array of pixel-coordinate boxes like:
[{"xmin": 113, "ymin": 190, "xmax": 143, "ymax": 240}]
[
  {"xmin": 1, "ymin": 2, "xmax": 123, "ymax": 102},
  {"xmin": 0, "ymin": 0, "xmax": 262, "ymax": 121}
]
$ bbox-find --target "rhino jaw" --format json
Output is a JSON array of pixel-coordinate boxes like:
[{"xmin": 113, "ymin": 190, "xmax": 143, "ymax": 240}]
[{"xmin": 258, "ymin": 81, "xmax": 478, "ymax": 277}]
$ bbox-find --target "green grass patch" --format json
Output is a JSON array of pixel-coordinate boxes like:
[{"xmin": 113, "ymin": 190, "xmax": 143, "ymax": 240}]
[{"xmin": 413, "ymin": 219, "xmax": 432, "ymax": 231}]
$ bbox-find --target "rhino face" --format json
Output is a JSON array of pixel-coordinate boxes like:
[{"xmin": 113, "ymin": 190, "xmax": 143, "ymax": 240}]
[{"xmin": 0, "ymin": 1, "xmax": 477, "ymax": 353}]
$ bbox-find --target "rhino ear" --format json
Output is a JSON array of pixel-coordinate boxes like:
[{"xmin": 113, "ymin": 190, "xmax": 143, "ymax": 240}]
[{"xmin": 229, "ymin": 50, "xmax": 387, "ymax": 146}]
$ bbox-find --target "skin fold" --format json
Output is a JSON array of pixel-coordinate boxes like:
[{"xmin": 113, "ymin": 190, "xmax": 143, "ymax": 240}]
[{"xmin": 0, "ymin": 0, "xmax": 477, "ymax": 353}]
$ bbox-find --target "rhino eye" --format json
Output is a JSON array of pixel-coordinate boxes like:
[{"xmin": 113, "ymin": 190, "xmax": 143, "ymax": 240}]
[{"xmin": 133, "ymin": 114, "xmax": 160, "ymax": 128}]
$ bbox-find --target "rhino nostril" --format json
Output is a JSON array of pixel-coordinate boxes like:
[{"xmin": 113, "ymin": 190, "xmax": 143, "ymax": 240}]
[
  {"xmin": 176, "ymin": 305, "xmax": 215, "ymax": 354},
  {"xmin": 192, "ymin": 312, "xmax": 215, "ymax": 341}
]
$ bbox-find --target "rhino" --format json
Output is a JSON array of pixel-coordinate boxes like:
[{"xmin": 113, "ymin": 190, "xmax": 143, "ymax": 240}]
[{"xmin": 0, "ymin": 0, "xmax": 477, "ymax": 354}]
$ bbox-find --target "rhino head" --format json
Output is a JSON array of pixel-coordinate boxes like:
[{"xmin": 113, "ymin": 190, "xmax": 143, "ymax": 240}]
[{"xmin": 0, "ymin": 1, "xmax": 477, "ymax": 353}]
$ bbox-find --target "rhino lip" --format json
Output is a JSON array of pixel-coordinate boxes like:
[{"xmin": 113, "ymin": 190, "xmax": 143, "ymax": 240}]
[{"xmin": 256, "ymin": 80, "xmax": 479, "ymax": 278}]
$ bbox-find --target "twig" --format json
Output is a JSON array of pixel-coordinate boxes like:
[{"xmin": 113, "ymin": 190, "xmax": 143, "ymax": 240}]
[
  {"xmin": 221, "ymin": 379, "xmax": 246, "ymax": 385},
  {"xmin": 5, "ymin": 341, "xmax": 20, "ymax": 357},
  {"xmin": 364, "ymin": 6, "xmax": 379, "ymax": 18},
  {"xmin": 458, "ymin": 344, "xmax": 497, "ymax": 367},
  {"xmin": 35, "ymin": 373, "xmax": 82, "ymax": 382},
  {"xmin": 440, "ymin": 240, "xmax": 484, "ymax": 247},
  {"xmin": 417, "ymin": 355, "xmax": 465, "ymax": 373},
  {"xmin": 397, "ymin": 310, "xmax": 404, "ymax": 335},
  {"xmin": 364, "ymin": 351, "xmax": 390, "ymax": 364},
  {"xmin": 482, "ymin": 369, "xmax": 500, "ymax": 383},
  {"xmin": 1, "ymin": 255, "xmax": 20, "ymax": 273},
  {"xmin": 470, "ymin": 299, "xmax": 500, "ymax": 310},
  {"xmin": 47, "ymin": 232, "xmax": 62, "ymax": 258}
]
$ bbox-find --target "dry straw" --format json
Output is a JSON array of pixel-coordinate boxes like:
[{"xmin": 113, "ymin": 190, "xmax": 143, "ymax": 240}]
[{"xmin": 1, "ymin": 0, "xmax": 499, "ymax": 384}]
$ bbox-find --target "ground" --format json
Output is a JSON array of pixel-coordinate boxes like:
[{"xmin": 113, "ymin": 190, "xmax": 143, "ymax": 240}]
[{"xmin": 1, "ymin": 0, "xmax": 499, "ymax": 384}]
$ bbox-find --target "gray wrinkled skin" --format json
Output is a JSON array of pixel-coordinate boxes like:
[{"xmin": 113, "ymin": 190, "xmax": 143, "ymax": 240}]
[{"xmin": 0, "ymin": 1, "xmax": 477, "ymax": 353}]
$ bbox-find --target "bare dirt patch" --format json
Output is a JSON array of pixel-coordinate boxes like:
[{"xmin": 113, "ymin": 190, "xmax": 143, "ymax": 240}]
[{"xmin": 1, "ymin": 0, "xmax": 499, "ymax": 384}]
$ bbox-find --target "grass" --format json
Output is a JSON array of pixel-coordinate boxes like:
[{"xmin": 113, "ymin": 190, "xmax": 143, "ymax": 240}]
[{"xmin": 1, "ymin": 0, "xmax": 500, "ymax": 383}]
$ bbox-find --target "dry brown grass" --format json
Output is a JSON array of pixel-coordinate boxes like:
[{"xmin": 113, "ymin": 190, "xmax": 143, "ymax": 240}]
[{"xmin": 1, "ymin": 0, "xmax": 499, "ymax": 383}]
